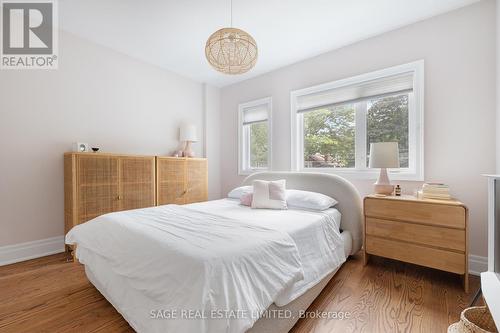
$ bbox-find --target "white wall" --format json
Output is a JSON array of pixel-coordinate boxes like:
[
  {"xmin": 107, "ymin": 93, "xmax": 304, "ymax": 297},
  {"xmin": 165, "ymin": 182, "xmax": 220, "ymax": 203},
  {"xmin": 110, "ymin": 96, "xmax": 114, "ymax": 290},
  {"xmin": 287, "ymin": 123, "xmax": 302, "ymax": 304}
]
[
  {"xmin": 220, "ymin": 0, "xmax": 496, "ymax": 257},
  {"xmin": 203, "ymin": 84, "xmax": 222, "ymax": 200},
  {"xmin": 497, "ymin": 0, "xmax": 500, "ymax": 173},
  {"xmin": 0, "ymin": 31, "xmax": 217, "ymax": 247}
]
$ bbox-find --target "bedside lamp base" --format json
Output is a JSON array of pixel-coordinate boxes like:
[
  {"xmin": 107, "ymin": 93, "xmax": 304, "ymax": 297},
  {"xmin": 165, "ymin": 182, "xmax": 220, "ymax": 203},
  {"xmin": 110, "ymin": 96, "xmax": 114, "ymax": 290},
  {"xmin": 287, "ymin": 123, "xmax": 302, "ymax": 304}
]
[
  {"xmin": 374, "ymin": 168, "xmax": 394, "ymax": 195},
  {"xmin": 183, "ymin": 141, "xmax": 195, "ymax": 158}
]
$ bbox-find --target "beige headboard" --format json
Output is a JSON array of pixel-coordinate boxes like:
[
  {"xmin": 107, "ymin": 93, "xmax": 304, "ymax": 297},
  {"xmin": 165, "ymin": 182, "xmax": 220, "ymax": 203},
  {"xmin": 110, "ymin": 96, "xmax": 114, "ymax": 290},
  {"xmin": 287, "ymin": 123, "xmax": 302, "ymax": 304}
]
[{"xmin": 242, "ymin": 172, "xmax": 363, "ymax": 255}]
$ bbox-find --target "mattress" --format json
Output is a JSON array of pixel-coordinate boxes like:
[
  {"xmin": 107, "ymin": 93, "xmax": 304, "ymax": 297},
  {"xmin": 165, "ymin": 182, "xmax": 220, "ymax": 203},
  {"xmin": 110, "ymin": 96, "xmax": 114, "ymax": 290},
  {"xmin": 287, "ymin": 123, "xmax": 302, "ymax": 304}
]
[{"xmin": 69, "ymin": 199, "xmax": 347, "ymax": 333}]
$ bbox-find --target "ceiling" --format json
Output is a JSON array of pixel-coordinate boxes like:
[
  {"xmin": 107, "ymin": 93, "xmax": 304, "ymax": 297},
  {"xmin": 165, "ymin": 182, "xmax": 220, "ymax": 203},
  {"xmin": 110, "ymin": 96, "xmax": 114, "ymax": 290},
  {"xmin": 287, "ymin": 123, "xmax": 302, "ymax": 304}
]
[{"xmin": 59, "ymin": 0, "xmax": 478, "ymax": 87}]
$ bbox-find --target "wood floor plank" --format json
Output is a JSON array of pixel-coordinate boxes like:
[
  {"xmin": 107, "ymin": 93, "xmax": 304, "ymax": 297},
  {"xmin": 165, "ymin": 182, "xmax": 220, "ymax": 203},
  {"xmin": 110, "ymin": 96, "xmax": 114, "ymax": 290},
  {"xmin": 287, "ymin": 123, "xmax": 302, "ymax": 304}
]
[
  {"xmin": 0, "ymin": 252, "xmax": 481, "ymax": 333},
  {"xmin": 0, "ymin": 265, "xmax": 89, "ymax": 307},
  {"xmin": 289, "ymin": 255, "xmax": 481, "ymax": 333},
  {"xmin": 0, "ymin": 253, "xmax": 70, "ymax": 278}
]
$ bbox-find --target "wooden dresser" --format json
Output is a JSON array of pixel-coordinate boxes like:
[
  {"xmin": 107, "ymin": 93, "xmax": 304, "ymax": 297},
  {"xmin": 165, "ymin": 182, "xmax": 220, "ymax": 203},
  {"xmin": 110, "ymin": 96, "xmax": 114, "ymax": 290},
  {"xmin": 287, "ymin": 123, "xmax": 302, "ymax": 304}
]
[
  {"xmin": 156, "ymin": 157, "xmax": 208, "ymax": 205},
  {"xmin": 64, "ymin": 153, "xmax": 208, "ymax": 236},
  {"xmin": 363, "ymin": 195, "xmax": 469, "ymax": 291}
]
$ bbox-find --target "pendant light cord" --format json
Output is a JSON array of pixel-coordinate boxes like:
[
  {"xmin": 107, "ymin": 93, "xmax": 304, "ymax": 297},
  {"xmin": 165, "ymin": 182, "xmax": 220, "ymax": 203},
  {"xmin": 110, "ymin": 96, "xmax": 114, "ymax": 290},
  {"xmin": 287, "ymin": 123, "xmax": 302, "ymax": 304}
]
[{"xmin": 230, "ymin": 0, "xmax": 233, "ymax": 27}]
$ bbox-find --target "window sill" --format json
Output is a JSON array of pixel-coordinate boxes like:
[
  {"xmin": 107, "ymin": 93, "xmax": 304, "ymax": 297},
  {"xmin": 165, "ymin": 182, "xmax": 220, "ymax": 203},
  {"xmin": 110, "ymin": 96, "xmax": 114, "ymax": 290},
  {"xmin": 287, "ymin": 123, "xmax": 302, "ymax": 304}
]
[
  {"xmin": 297, "ymin": 168, "xmax": 423, "ymax": 181},
  {"xmin": 238, "ymin": 168, "xmax": 269, "ymax": 176}
]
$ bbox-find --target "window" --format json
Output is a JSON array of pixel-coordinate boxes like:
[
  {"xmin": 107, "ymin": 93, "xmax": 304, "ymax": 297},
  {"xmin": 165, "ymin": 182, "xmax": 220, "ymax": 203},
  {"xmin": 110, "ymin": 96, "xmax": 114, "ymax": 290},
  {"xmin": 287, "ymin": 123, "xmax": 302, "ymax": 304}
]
[
  {"xmin": 238, "ymin": 97, "xmax": 272, "ymax": 174},
  {"xmin": 303, "ymin": 104, "xmax": 356, "ymax": 168},
  {"xmin": 291, "ymin": 61, "xmax": 423, "ymax": 180}
]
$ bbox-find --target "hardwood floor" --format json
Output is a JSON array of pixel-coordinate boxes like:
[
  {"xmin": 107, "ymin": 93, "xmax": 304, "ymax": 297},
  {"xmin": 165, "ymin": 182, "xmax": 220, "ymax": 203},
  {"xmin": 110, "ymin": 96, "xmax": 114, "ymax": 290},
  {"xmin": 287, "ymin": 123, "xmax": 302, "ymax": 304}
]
[{"xmin": 0, "ymin": 252, "xmax": 480, "ymax": 333}]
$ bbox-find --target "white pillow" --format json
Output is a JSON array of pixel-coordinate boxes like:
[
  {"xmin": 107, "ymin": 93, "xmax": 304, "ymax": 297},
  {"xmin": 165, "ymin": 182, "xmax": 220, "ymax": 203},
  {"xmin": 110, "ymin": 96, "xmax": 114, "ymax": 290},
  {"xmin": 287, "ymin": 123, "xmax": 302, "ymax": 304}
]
[
  {"xmin": 286, "ymin": 189, "xmax": 338, "ymax": 211},
  {"xmin": 227, "ymin": 186, "xmax": 253, "ymax": 199},
  {"xmin": 251, "ymin": 180, "xmax": 287, "ymax": 210}
]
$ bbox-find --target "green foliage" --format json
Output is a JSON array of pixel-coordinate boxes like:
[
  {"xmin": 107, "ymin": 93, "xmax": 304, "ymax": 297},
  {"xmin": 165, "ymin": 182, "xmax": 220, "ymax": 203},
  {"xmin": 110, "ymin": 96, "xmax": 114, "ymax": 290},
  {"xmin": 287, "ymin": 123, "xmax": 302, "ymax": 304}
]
[
  {"xmin": 303, "ymin": 94, "xmax": 409, "ymax": 168},
  {"xmin": 367, "ymin": 95, "xmax": 409, "ymax": 167},
  {"xmin": 304, "ymin": 106, "xmax": 355, "ymax": 168},
  {"xmin": 250, "ymin": 122, "xmax": 268, "ymax": 168}
]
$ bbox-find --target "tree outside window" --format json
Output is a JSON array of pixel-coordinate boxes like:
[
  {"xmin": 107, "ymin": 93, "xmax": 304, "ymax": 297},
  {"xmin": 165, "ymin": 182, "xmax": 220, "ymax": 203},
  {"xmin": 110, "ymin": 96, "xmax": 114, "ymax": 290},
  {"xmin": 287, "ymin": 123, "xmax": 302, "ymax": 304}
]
[
  {"xmin": 249, "ymin": 122, "xmax": 268, "ymax": 168},
  {"xmin": 303, "ymin": 94, "xmax": 409, "ymax": 168}
]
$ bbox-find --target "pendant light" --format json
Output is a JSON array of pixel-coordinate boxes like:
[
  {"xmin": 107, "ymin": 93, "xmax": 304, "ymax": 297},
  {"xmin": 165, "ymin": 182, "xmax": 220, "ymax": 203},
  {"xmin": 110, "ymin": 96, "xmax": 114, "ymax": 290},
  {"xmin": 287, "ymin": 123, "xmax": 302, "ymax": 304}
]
[{"xmin": 205, "ymin": 0, "xmax": 258, "ymax": 75}]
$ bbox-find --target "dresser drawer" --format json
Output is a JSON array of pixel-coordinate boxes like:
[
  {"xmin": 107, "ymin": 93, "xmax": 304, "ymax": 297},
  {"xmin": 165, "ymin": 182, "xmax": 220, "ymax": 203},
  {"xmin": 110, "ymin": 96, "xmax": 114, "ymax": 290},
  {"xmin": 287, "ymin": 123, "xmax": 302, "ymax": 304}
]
[
  {"xmin": 366, "ymin": 236, "xmax": 465, "ymax": 274},
  {"xmin": 366, "ymin": 217, "xmax": 465, "ymax": 252},
  {"xmin": 364, "ymin": 198, "xmax": 466, "ymax": 228}
]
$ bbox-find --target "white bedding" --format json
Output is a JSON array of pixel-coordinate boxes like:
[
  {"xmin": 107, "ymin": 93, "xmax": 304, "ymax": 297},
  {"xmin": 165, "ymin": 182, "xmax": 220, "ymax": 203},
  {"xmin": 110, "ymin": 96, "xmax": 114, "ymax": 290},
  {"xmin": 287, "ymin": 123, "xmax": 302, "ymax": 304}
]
[
  {"xmin": 188, "ymin": 199, "xmax": 346, "ymax": 305},
  {"xmin": 66, "ymin": 199, "xmax": 346, "ymax": 333}
]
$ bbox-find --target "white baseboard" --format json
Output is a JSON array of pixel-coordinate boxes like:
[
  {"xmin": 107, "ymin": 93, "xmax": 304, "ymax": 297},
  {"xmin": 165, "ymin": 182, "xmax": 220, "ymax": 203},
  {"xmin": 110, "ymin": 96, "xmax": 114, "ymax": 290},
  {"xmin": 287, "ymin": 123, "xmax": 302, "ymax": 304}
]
[
  {"xmin": 0, "ymin": 236, "xmax": 65, "ymax": 266},
  {"xmin": 469, "ymin": 254, "xmax": 488, "ymax": 276}
]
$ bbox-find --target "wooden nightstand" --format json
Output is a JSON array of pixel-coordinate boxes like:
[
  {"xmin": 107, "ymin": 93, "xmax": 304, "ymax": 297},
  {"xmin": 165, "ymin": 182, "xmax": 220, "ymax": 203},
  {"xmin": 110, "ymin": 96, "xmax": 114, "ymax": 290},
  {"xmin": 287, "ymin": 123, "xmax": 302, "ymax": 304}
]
[{"xmin": 363, "ymin": 195, "xmax": 469, "ymax": 292}]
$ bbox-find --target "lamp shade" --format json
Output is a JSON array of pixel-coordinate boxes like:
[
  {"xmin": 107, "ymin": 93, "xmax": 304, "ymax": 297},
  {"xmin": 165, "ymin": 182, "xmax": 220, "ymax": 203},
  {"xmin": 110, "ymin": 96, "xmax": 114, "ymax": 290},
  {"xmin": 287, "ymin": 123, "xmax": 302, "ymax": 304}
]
[
  {"xmin": 179, "ymin": 125, "xmax": 197, "ymax": 142},
  {"xmin": 205, "ymin": 28, "xmax": 258, "ymax": 75},
  {"xmin": 369, "ymin": 142, "xmax": 400, "ymax": 168}
]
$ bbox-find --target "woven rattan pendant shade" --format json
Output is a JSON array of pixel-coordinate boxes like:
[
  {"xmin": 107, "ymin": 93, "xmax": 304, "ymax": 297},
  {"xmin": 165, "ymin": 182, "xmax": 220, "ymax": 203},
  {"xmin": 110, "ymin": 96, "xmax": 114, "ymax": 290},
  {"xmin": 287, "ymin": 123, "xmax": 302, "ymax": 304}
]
[{"xmin": 205, "ymin": 27, "xmax": 258, "ymax": 75}]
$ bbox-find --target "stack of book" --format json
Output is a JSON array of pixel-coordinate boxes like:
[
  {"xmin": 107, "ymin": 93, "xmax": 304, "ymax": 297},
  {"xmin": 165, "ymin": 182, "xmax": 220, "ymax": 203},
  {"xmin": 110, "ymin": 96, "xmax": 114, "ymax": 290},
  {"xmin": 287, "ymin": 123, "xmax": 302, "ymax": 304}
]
[{"xmin": 419, "ymin": 183, "xmax": 451, "ymax": 200}]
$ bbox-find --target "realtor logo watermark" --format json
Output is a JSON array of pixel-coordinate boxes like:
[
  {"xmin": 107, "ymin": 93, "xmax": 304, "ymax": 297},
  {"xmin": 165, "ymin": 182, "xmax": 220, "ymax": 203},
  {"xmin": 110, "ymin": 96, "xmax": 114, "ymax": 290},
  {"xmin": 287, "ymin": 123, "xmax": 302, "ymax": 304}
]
[{"xmin": 1, "ymin": 0, "xmax": 58, "ymax": 69}]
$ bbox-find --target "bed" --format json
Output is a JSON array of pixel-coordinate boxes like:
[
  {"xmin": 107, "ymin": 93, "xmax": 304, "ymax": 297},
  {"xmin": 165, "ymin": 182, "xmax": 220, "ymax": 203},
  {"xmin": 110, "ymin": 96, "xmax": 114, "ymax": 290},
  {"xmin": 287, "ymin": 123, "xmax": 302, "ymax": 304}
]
[{"xmin": 66, "ymin": 172, "xmax": 363, "ymax": 333}]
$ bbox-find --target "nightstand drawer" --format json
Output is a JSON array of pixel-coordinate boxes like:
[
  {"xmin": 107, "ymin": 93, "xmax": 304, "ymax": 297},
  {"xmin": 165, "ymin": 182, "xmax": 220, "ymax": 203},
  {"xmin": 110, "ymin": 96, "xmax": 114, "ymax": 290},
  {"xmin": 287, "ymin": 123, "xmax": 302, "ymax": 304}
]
[
  {"xmin": 366, "ymin": 218, "xmax": 465, "ymax": 252},
  {"xmin": 364, "ymin": 198, "xmax": 466, "ymax": 228},
  {"xmin": 366, "ymin": 236, "xmax": 465, "ymax": 274}
]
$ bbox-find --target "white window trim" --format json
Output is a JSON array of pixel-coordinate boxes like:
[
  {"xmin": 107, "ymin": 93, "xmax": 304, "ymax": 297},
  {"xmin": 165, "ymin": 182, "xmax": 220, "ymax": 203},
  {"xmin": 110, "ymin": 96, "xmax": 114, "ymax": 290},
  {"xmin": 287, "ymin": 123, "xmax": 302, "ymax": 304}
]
[
  {"xmin": 290, "ymin": 60, "xmax": 424, "ymax": 181},
  {"xmin": 238, "ymin": 97, "xmax": 273, "ymax": 175}
]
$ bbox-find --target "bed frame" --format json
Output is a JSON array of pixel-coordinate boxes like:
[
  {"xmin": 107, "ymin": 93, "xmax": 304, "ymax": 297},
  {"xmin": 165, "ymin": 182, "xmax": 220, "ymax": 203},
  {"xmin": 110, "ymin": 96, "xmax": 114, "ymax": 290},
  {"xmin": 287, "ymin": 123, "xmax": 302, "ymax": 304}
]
[
  {"xmin": 73, "ymin": 171, "xmax": 363, "ymax": 332},
  {"xmin": 242, "ymin": 172, "xmax": 363, "ymax": 333},
  {"xmin": 242, "ymin": 172, "xmax": 363, "ymax": 256}
]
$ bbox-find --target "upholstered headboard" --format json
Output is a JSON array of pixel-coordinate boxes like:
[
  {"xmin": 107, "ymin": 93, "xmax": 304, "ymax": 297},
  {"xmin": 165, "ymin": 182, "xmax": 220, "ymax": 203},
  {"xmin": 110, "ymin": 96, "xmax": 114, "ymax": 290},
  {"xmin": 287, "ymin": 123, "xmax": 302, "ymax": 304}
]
[{"xmin": 242, "ymin": 172, "xmax": 363, "ymax": 255}]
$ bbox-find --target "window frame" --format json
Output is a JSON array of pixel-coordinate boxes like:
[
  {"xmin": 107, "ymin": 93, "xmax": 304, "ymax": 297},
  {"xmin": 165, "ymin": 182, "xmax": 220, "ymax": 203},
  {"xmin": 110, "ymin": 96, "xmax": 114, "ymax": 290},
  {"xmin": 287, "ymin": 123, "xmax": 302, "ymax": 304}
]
[
  {"xmin": 290, "ymin": 60, "xmax": 424, "ymax": 181},
  {"xmin": 238, "ymin": 97, "xmax": 273, "ymax": 175}
]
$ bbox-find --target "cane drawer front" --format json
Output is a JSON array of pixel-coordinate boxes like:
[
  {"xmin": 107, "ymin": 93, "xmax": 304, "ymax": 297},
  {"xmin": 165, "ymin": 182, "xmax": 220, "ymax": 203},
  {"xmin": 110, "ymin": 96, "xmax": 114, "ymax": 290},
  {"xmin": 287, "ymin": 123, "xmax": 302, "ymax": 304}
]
[
  {"xmin": 156, "ymin": 157, "xmax": 187, "ymax": 205},
  {"xmin": 157, "ymin": 182, "xmax": 186, "ymax": 205},
  {"xmin": 185, "ymin": 159, "xmax": 208, "ymax": 204},
  {"xmin": 77, "ymin": 155, "xmax": 120, "ymax": 224},
  {"xmin": 119, "ymin": 157, "xmax": 156, "ymax": 211},
  {"xmin": 365, "ymin": 217, "xmax": 466, "ymax": 252},
  {"xmin": 364, "ymin": 197, "xmax": 466, "ymax": 229},
  {"xmin": 365, "ymin": 236, "xmax": 466, "ymax": 274}
]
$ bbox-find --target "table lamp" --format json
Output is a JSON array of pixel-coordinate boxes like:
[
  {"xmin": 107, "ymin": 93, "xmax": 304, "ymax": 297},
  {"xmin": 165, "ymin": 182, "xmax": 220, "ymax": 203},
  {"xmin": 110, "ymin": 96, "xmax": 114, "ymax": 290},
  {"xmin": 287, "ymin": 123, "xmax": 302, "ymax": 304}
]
[
  {"xmin": 180, "ymin": 124, "xmax": 197, "ymax": 157},
  {"xmin": 369, "ymin": 142, "xmax": 400, "ymax": 195}
]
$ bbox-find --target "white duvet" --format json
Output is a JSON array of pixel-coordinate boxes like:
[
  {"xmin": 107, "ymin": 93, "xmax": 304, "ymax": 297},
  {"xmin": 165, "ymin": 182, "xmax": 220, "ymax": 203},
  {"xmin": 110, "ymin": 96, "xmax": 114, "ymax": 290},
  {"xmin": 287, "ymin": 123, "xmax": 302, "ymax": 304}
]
[
  {"xmin": 188, "ymin": 199, "xmax": 346, "ymax": 305},
  {"xmin": 66, "ymin": 199, "xmax": 346, "ymax": 333}
]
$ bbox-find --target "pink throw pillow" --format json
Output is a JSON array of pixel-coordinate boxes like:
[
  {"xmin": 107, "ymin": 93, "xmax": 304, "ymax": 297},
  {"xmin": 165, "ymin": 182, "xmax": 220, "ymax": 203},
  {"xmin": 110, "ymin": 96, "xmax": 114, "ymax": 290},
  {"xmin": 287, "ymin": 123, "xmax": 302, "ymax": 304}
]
[{"xmin": 240, "ymin": 192, "xmax": 253, "ymax": 206}]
